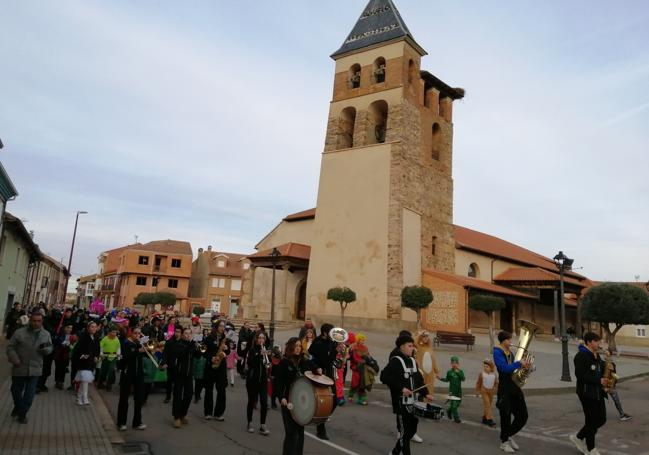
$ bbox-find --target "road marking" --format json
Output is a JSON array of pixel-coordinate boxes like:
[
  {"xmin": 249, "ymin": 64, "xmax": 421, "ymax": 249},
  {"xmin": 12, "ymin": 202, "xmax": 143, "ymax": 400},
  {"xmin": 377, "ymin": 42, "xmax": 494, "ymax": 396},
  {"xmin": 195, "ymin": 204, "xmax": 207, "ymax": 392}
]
[{"xmin": 305, "ymin": 430, "xmax": 361, "ymax": 455}]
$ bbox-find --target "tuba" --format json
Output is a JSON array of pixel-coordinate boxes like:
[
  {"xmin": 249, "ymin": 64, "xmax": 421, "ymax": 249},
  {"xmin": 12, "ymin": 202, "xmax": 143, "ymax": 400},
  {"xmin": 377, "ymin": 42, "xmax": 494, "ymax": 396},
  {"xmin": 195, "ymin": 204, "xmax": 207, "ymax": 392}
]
[
  {"xmin": 511, "ymin": 320, "xmax": 540, "ymax": 388},
  {"xmin": 329, "ymin": 327, "xmax": 349, "ymax": 369}
]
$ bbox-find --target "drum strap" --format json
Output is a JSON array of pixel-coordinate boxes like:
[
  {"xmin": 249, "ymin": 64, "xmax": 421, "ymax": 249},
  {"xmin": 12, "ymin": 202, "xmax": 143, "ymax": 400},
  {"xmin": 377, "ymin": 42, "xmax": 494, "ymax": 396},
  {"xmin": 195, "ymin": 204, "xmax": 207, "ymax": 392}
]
[{"xmin": 392, "ymin": 356, "xmax": 417, "ymax": 410}]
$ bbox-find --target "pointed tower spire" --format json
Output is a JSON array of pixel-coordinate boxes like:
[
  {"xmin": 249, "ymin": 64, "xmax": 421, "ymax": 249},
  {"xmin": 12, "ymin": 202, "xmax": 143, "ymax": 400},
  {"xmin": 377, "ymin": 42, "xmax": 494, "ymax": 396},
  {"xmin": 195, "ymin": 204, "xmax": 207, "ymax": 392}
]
[{"xmin": 331, "ymin": 0, "xmax": 426, "ymax": 59}]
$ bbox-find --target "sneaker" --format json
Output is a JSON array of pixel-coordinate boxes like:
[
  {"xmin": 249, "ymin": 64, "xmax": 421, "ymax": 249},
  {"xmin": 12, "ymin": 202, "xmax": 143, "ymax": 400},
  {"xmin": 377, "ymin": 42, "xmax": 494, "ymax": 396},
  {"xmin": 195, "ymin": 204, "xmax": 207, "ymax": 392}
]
[
  {"xmin": 500, "ymin": 441, "xmax": 515, "ymax": 453},
  {"xmin": 75, "ymin": 399, "xmax": 83, "ymax": 406},
  {"xmin": 135, "ymin": 424, "xmax": 147, "ymax": 430},
  {"xmin": 118, "ymin": 425, "xmax": 127, "ymax": 431},
  {"xmin": 173, "ymin": 419, "xmax": 182, "ymax": 428},
  {"xmin": 412, "ymin": 433, "xmax": 423, "ymax": 443},
  {"xmin": 204, "ymin": 415, "xmax": 212, "ymax": 420},
  {"xmin": 508, "ymin": 437, "xmax": 519, "ymax": 450},
  {"xmin": 259, "ymin": 425, "xmax": 270, "ymax": 436},
  {"xmin": 215, "ymin": 415, "xmax": 225, "ymax": 421},
  {"xmin": 569, "ymin": 435, "xmax": 587, "ymax": 454},
  {"xmin": 454, "ymin": 418, "xmax": 462, "ymax": 423},
  {"xmin": 247, "ymin": 423, "xmax": 254, "ymax": 433},
  {"xmin": 588, "ymin": 449, "xmax": 601, "ymax": 455},
  {"xmin": 337, "ymin": 398, "xmax": 346, "ymax": 406},
  {"xmin": 488, "ymin": 419, "xmax": 497, "ymax": 428},
  {"xmin": 620, "ymin": 414, "xmax": 632, "ymax": 421},
  {"xmin": 18, "ymin": 416, "xmax": 28, "ymax": 424}
]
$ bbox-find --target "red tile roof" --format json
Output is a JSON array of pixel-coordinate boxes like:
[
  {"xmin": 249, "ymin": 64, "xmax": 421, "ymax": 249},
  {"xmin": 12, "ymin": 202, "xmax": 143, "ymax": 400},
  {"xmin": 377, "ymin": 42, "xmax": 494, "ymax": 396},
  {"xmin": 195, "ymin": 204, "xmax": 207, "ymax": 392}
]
[
  {"xmin": 135, "ymin": 240, "xmax": 193, "ymax": 256},
  {"xmin": 423, "ymin": 269, "xmax": 536, "ymax": 299},
  {"xmin": 494, "ymin": 267, "xmax": 587, "ymax": 288},
  {"xmin": 207, "ymin": 251, "xmax": 249, "ymax": 277},
  {"xmin": 283, "ymin": 208, "xmax": 316, "ymax": 222},
  {"xmin": 249, "ymin": 243, "xmax": 311, "ymax": 261}
]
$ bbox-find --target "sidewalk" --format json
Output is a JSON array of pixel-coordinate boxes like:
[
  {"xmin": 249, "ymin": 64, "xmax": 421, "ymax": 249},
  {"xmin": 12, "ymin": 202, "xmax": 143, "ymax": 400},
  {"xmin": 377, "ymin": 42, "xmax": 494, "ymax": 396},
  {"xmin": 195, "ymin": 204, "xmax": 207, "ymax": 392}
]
[{"xmin": 0, "ymin": 338, "xmax": 116, "ymax": 455}]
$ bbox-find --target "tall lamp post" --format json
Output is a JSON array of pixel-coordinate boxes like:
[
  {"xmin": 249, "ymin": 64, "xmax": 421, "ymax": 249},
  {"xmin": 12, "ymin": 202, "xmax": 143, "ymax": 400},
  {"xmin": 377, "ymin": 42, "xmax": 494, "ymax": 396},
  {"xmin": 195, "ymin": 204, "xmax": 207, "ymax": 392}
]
[
  {"xmin": 554, "ymin": 250, "xmax": 574, "ymax": 382},
  {"xmin": 269, "ymin": 247, "xmax": 280, "ymax": 345},
  {"xmin": 63, "ymin": 211, "xmax": 88, "ymax": 306}
]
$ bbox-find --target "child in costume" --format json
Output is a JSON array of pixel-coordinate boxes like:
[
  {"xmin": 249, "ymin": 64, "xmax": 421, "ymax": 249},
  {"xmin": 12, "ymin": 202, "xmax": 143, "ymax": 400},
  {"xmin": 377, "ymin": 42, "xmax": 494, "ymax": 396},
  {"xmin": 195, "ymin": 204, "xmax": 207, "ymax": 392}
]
[
  {"xmin": 98, "ymin": 327, "xmax": 121, "ymax": 391},
  {"xmin": 414, "ymin": 331, "xmax": 439, "ymax": 399},
  {"xmin": 348, "ymin": 333, "xmax": 370, "ymax": 405},
  {"xmin": 440, "ymin": 355, "xmax": 465, "ymax": 423},
  {"xmin": 476, "ymin": 358, "xmax": 498, "ymax": 427}
]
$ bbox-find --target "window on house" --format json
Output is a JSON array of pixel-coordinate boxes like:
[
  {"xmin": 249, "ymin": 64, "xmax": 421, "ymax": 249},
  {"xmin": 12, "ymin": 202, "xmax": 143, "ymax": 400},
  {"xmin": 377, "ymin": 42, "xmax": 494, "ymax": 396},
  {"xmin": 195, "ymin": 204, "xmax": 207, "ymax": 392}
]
[
  {"xmin": 431, "ymin": 123, "xmax": 441, "ymax": 161},
  {"xmin": 349, "ymin": 63, "xmax": 361, "ymax": 88},
  {"xmin": 231, "ymin": 279, "xmax": 242, "ymax": 291},
  {"xmin": 136, "ymin": 276, "xmax": 147, "ymax": 286},
  {"xmin": 468, "ymin": 263, "xmax": 479, "ymax": 279},
  {"xmin": 243, "ymin": 263, "xmax": 250, "ymax": 270},
  {"xmin": 171, "ymin": 259, "xmax": 181, "ymax": 268},
  {"xmin": 138, "ymin": 256, "xmax": 149, "ymax": 265},
  {"xmin": 432, "ymin": 236, "xmax": 437, "ymax": 256},
  {"xmin": 637, "ymin": 328, "xmax": 646, "ymax": 337},
  {"xmin": 212, "ymin": 278, "xmax": 225, "ymax": 288},
  {"xmin": 168, "ymin": 279, "xmax": 178, "ymax": 289},
  {"xmin": 217, "ymin": 260, "xmax": 225, "ymax": 268},
  {"xmin": 373, "ymin": 57, "xmax": 386, "ymax": 83},
  {"xmin": 152, "ymin": 277, "xmax": 159, "ymax": 287}
]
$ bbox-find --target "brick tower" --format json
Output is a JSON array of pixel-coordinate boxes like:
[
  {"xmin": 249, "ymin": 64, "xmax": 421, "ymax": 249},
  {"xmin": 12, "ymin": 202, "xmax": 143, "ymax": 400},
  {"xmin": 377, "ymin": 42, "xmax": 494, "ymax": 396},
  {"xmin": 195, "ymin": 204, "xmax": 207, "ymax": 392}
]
[{"xmin": 306, "ymin": 0, "xmax": 464, "ymax": 329}]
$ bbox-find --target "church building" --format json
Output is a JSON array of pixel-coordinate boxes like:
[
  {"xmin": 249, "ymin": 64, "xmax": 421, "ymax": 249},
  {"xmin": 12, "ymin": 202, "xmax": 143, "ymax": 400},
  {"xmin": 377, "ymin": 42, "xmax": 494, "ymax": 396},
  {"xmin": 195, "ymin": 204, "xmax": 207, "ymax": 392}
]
[{"xmin": 242, "ymin": 0, "xmax": 592, "ymax": 335}]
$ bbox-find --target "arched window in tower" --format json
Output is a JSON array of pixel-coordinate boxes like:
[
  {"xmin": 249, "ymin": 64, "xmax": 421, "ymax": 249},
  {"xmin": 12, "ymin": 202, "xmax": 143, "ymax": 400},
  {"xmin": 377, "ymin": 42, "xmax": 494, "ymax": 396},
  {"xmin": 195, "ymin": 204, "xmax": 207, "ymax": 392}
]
[
  {"xmin": 373, "ymin": 57, "xmax": 386, "ymax": 84},
  {"xmin": 349, "ymin": 63, "xmax": 361, "ymax": 89},
  {"xmin": 367, "ymin": 100, "xmax": 388, "ymax": 144},
  {"xmin": 337, "ymin": 107, "xmax": 356, "ymax": 149},
  {"xmin": 468, "ymin": 263, "xmax": 480, "ymax": 279},
  {"xmin": 431, "ymin": 122, "xmax": 441, "ymax": 161}
]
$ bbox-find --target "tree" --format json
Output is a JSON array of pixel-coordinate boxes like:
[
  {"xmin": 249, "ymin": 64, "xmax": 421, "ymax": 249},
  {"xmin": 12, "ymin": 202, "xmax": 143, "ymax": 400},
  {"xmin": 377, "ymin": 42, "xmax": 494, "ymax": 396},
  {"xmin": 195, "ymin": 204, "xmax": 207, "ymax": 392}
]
[
  {"xmin": 327, "ymin": 287, "xmax": 356, "ymax": 327},
  {"xmin": 581, "ymin": 282, "xmax": 649, "ymax": 353},
  {"xmin": 468, "ymin": 294, "xmax": 506, "ymax": 349},
  {"xmin": 134, "ymin": 292, "xmax": 177, "ymax": 309},
  {"xmin": 192, "ymin": 306, "xmax": 205, "ymax": 316},
  {"xmin": 401, "ymin": 286, "xmax": 434, "ymax": 330}
]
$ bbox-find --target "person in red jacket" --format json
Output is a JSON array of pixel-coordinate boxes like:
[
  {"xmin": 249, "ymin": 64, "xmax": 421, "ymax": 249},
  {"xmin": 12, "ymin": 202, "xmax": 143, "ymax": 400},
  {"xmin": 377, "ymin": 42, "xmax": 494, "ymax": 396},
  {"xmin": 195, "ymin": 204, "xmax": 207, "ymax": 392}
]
[{"xmin": 348, "ymin": 333, "xmax": 370, "ymax": 405}]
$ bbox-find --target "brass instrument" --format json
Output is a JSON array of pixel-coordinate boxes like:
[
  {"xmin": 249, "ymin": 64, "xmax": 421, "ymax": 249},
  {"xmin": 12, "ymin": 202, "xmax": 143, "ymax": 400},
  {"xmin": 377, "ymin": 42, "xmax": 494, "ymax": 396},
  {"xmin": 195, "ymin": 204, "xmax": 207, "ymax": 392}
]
[
  {"xmin": 329, "ymin": 327, "xmax": 349, "ymax": 369},
  {"xmin": 511, "ymin": 320, "xmax": 540, "ymax": 388},
  {"xmin": 141, "ymin": 338, "xmax": 160, "ymax": 369},
  {"xmin": 197, "ymin": 342, "xmax": 207, "ymax": 354},
  {"xmin": 261, "ymin": 346, "xmax": 271, "ymax": 369},
  {"xmin": 211, "ymin": 335, "xmax": 227, "ymax": 369},
  {"xmin": 601, "ymin": 350, "xmax": 618, "ymax": 393}
]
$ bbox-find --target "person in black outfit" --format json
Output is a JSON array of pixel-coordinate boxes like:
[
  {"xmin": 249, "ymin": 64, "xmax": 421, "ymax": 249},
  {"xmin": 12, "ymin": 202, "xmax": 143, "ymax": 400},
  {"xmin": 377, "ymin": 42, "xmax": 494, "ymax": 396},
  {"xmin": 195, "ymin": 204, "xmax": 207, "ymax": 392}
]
[
  {"xmin": 493, "ymin": 330, "xmax": 529, "ymax": 453},
  {"xmin": 570, "ymin": 332, "xmax": 607, "ymax": 454},
  {"xmin": 53, "ymin": 324, "xmax": 74, "ymax": 389},
  {"xmin": 171, "ymin": 327, "xmax": 194, "ymax": 428},
  {"xmin": 72, "ymin": 321, "xmax": 101, "ymax": 405},
  {"xmin": 4, "ymin": 302, "xmax": 25, "ymax": 339},
  {"xmin": 116, "ymin": 328, "xmax": 146, "ymax": 431},
  {"xmin": 308, "ymin": 323, "xmax": 338, "ymax": 440},
  {"xmin": 142, "ymin": 316, "xmax": 165, "ymax": 343},
  {"xmin": 162, "ymin": 326, "xmax": 182, "ymax": 403},
  {"xmin": 203, "ymin": 321, "xmax": 230, "ymax": 420},
  {"xmin": 245, "ymin": 331, "xmax": 271, "ymax": 435},
  {"xmin": 237, "ymin": 322, "xmax": 253, "ymax": 378},
  {"xmin": 381, "ymin": 334, "xmax": 432, "ymax": 455},
  {"xmin": 276, "ymin": 337, "xmax": 317, "ymax": 455},
  {"xmin": 37, "ymin": 309, "xmax": 60, "ymax": 393}
]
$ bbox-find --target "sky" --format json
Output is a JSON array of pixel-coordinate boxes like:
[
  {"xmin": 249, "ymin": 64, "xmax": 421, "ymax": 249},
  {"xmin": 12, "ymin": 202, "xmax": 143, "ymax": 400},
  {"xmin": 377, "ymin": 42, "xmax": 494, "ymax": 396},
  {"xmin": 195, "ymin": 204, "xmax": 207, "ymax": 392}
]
[{"xmin": 1, "ymin": 0, "xmax": 648, "ymax": 288}]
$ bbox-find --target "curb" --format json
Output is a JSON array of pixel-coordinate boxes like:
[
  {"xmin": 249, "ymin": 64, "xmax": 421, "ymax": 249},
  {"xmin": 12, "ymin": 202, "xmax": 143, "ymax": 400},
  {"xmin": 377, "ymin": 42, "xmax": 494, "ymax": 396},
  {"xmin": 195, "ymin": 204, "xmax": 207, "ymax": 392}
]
[{"xmin": 90, "ymin": 385, "xmax": 125, "ymax": 447}]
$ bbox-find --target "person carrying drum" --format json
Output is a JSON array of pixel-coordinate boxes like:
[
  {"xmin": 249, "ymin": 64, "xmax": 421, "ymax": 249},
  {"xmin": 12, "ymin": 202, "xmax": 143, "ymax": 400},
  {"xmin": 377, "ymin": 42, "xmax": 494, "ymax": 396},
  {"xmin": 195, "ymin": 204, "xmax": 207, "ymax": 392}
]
[
  {"xmin": 308, "ymin": 323, "xmax": 338, "ymax": 440},
  {"xmin": 276, "ymin": 337, "xmax": 319, "ymax": 455},
  {"xmin": 381, "ymin": 334, "xmax": 433, "ymax": 455}
]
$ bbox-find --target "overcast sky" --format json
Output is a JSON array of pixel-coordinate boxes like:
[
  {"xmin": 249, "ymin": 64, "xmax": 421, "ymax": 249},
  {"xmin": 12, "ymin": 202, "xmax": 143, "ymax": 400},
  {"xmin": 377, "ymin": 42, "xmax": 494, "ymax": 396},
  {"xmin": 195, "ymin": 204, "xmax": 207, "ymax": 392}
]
[{"xmin": 1, "ymin": 1, "xmax": 648, "ymax": 287}]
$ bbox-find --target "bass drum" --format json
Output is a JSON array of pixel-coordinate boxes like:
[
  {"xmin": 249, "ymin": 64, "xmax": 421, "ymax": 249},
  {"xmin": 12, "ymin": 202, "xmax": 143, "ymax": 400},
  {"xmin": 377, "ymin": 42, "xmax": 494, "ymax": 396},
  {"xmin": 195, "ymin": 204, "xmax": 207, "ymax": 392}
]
[{"xmin": 289, "ymin": 376, "xmax": 334, "ymax": 426}]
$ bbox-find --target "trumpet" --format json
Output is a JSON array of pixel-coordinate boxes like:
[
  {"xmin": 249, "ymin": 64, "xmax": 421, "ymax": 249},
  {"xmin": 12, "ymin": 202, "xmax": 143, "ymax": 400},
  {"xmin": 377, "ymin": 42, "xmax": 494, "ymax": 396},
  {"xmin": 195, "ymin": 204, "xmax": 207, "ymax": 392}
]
[
  {"xmin": 261, "ymin": 347, "xmax": 271, "ymax": 369},
  {"xmin": 140, "ymin": 338, "xmax": 160, "ymax": 369}
]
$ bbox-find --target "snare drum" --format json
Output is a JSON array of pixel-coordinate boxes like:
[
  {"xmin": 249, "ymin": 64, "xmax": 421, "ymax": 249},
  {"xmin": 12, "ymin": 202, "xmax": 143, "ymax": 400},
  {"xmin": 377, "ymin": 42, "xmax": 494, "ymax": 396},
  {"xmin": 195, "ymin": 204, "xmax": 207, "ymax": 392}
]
[
  {"xmin": 413, "ymin": 402, "xmax": 443, "ymax": 420},
  {"xmin": 289, "ymin": 375, "xmax": 335, "ymax": 426}
]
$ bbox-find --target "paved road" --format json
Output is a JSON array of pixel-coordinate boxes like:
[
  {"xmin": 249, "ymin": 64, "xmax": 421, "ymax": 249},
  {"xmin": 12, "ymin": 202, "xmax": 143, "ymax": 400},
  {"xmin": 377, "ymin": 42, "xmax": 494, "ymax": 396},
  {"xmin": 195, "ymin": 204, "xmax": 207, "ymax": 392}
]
[{"xmin": 99, "ymin": 375, "xmax": 648, "ymax": 455}]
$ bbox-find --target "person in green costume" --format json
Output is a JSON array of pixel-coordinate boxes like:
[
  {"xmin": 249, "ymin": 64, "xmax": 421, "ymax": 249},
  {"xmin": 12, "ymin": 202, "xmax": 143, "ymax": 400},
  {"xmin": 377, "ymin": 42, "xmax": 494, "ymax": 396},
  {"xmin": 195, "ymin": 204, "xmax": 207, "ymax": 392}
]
[{"xmin": 439, "ymin": 355, "xmax": 465, "ymax": 423}]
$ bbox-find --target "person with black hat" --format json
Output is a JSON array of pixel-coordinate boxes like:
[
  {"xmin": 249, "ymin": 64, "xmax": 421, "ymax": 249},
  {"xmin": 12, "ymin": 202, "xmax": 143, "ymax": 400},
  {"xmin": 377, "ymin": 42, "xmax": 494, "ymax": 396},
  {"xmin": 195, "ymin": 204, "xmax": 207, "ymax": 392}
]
[
  {"xmin": 493, "ymin": 331, "xmax": 530, "ymax": 453},
  {"xmin": 308, "ymin": 322, "xmax": 338, "ymax": 440},
  {"xmin": 381, "ymin": 333, "xmax": 433, "ymax": 455}
]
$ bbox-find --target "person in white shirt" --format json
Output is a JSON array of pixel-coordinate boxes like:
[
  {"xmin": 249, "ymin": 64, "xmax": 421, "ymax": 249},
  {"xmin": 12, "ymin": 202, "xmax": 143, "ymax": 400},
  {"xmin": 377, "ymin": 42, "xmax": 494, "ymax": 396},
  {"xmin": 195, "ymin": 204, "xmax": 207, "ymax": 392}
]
[{"xmin": 476, "ymin": 358, "xmax": 498, "ymax": 427}]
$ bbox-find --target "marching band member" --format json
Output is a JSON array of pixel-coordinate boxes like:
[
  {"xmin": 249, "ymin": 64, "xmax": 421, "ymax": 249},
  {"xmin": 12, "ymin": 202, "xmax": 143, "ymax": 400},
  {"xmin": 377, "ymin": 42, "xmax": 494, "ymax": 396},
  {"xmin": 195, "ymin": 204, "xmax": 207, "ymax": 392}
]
[
  {"xmin": 116, "ymin": 328, "xmax": 147, "ymax": 431},
  {"xmin": 308, "ymin": 323, "xmax": 338, "ymax": 440},
  {"xmin": 493, "ymin": 331, "xmax": 530, "ymax": 453},
  {"xmin": 381, "ymin": 334, "xmax": 433, "ymax": 455},
  {"xmin": 162, "ymin": 326, "xmax": 182, "ymax": 403},
  {"xmin": 203, "ymin": 321, "xmax": 230, "ymax": 421},
  {"xmin": 171, "ymin": 327, "xmax": 194, "ymax": 428},
  {"xmin": 570, "ymin": 332, "xmax": 607, "ymax": 455},
  {"xmin": 276, "ymin": 337, "xmax": 317, "ymax": 455},
  {"xmin": 245, "ymin": 331, "xmax": 271, "ymax": 435}
]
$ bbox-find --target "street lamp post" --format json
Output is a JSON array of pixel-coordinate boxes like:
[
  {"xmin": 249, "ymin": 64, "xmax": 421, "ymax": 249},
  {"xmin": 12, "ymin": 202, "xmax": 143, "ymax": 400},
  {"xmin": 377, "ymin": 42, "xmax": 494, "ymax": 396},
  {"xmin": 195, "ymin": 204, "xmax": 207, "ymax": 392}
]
[
  {"xmin": 554, "ymin": 250, "xmax": 574, "ymax": 382},
  {"xmin": 269, "ymin": 247, "xmax": 280, "ymax": 346},
  {"xmin": 63, "ymin": 211, "xmax": 88, "ymax": 306}
]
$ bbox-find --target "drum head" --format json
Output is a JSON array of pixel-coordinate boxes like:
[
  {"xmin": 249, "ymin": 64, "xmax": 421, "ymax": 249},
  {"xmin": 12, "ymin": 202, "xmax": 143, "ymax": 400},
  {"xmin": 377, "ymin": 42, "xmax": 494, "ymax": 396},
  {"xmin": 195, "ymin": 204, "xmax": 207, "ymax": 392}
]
[
  {"xmin": 289, "ymin": 377, "xmax": 316, "ymax": 426},
  {"xmin": 305, "ymin": 371, "xmax": 334, "ymax": 386},
  {"xmin": 422, "ymin": 351, "xmax": 433, "ymax": 374}
]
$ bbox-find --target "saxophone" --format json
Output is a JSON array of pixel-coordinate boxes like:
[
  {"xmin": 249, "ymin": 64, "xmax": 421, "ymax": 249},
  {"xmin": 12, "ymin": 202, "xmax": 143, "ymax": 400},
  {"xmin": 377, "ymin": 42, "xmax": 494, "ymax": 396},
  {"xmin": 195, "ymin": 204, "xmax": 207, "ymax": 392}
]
[
  {"xmin": 512, "ymin": 320, "xmax": 540, "ymax": 388},
  {"xmin": 211, "ymin": 335, "xmax": 227, "ymax": 369},
  {"xmin": 601, "ymin": 350, "xmax": 618, "ymax": 393}
]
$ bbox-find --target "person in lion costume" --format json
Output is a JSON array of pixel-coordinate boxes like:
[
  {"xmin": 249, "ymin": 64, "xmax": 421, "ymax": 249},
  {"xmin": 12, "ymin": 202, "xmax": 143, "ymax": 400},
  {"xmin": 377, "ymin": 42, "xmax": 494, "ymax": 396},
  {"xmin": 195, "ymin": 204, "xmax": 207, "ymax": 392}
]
[{"xmin": 415, "ymin": 330, "xmax": 440, "ymax": 399}]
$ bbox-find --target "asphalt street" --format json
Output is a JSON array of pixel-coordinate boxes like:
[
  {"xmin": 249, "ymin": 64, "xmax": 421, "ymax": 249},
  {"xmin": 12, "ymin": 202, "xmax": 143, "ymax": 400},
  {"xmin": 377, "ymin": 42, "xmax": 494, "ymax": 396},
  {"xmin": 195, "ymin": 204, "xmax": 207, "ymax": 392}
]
[{"xmin": 100, "ymin": 375, "xmax": 649, "ymax": 455}]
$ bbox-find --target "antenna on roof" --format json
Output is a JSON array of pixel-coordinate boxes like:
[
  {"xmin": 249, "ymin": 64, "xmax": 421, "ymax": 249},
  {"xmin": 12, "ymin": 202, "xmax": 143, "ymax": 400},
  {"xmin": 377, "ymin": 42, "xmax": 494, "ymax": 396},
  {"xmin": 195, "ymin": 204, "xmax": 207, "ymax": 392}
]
[{"xmin": 134, "ymin": 235, "xmax": 139, "ymax": 244}]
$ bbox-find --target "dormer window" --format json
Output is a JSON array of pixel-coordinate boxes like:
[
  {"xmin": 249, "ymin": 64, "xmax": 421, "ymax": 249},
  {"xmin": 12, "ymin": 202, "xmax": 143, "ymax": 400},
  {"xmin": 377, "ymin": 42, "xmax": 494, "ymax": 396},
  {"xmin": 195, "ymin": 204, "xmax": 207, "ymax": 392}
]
[
  {"xmin": 217, "ymin": 260, "xmax": 225, "ymax": 268},
  {"xmin": 349, "ymin": 64, "xmax": 361, "ymax": 89},
  {"xmin": 373, "ymin": 57, "xmax": 386, "ymax": 84}
]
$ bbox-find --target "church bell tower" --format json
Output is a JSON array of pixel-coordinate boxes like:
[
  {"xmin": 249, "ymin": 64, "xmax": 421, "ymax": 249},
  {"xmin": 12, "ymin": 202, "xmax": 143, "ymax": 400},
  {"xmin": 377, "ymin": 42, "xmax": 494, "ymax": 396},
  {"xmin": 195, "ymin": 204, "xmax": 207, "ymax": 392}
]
[{"xmin": 306, "ymin": 0, "xmax": 464, "ymax": 329}]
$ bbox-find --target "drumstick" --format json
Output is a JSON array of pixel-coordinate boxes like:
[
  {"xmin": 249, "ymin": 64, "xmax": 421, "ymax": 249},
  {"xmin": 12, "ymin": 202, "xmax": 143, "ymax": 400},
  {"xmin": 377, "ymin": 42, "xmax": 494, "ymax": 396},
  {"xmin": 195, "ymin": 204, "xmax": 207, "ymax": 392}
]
[
  {"xmin": 286, "ymin": 403, "xmax": 294, "ymax": 410},
  {"xmin": 410, "ymin": 382, "xmax": 434, "ymax": 394}
]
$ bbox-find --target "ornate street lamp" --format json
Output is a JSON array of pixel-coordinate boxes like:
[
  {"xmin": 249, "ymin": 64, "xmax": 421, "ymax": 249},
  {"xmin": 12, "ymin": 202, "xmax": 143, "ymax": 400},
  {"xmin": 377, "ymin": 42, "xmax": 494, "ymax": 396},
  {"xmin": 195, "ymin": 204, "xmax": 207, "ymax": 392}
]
[
  {"xmin": 269, "ymin": 247, "xmax": 280, "ymax": 345},
  {"xmin": 64, "ymin": 211, "xmax": 88, "ymax": 306},
  {"xmin": 554, "ymin": 251, "xmax": 574, "ymax": 382}
]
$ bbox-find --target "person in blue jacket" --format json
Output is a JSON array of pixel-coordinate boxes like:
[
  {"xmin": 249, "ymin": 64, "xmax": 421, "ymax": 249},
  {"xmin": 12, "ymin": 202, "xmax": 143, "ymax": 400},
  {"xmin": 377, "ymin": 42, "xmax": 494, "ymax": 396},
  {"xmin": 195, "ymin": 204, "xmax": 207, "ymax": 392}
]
[{"xmin": 493, "ymin": 331, "xmax": 530, "ymax": 453}]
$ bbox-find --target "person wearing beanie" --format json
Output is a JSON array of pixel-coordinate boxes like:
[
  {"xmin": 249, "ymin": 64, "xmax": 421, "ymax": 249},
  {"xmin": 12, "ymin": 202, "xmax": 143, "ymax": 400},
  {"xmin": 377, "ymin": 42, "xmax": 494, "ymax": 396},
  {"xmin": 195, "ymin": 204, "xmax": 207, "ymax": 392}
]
[
  {"xmin": 493, "ymin": 331, "xmax": 529, "ymax": 453},
  {"xmin": 381, "ymin": 333, "xmax": 432, "ymax": 455},
  {"xmin": 440, "ymin": 355, "xmax": 465, "ymax": 423},
  {"xmin": 476, "ymin": 358, "xmax": 498, "ymax": 427}
]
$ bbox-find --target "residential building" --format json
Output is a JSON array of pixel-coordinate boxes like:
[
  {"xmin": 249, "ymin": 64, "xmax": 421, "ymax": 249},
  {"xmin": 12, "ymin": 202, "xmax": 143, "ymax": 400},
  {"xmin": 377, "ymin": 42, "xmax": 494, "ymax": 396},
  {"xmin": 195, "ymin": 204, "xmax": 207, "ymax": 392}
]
[
  {"xmin": 0, "ymin": 159, "xmax": 18, "ymax": 245},
  {"xmin": 76, "ymin": 273, "xmax": 97, "ymax": 308},
  {"xmin": 189, "ymin": 246, "xmax": 249, "ymax": 318},
  {"xmin": 0, "ymin": 212, "xmax": 41, "ymax": 329},
  {"xmin": 24, "ymin": 255, "xmax": 69, "ymax": 308}
]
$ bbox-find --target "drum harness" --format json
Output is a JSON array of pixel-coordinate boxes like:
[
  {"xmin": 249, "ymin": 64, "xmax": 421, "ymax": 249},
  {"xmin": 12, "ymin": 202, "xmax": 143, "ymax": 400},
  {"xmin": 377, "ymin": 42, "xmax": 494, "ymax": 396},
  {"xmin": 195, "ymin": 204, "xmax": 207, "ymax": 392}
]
[{"xmin": 392, "ymin": 356, "xmax": 418, "ymax": 413}]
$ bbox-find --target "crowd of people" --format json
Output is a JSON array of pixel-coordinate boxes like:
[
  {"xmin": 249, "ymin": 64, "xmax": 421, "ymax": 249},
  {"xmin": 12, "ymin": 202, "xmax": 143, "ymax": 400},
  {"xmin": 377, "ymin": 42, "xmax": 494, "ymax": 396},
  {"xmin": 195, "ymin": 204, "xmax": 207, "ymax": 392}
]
[{"xmin": 3, "ymin": 301, "xmax": 634, "ymax": 455}]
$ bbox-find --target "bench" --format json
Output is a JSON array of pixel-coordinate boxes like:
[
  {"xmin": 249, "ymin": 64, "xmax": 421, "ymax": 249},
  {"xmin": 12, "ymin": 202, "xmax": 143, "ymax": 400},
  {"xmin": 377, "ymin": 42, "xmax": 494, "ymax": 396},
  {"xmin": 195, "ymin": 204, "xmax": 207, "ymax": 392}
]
[{"xmin": 433, "ymin": 331, "xmax": 475, "ymax": 351}]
